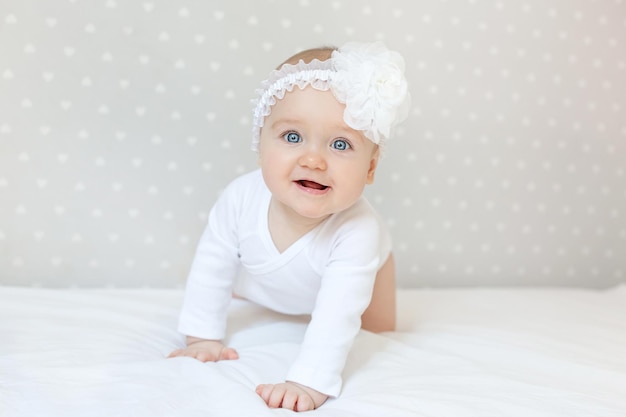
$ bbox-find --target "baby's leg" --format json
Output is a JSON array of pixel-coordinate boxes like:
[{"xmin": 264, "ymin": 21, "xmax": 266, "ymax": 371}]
[{"xmin": 361, "ymin": 253, "xmax": 396, "ymax": 332}]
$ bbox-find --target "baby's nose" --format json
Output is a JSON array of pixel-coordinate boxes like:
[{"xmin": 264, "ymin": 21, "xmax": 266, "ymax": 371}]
[{"xmin": 298, "ymin": 147, "xmax": 327, "ymax": 170}]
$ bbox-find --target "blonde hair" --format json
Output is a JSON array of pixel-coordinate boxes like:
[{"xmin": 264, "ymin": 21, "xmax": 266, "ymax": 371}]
[{"xmin": 277, "ymin": 46, "xmax": 336, "ymax": 68}]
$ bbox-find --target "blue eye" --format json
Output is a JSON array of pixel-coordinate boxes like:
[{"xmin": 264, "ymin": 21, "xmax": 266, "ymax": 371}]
[
  {"xmin": 283, "ymin": 132, "xmax": 301, "ymax": 143},
  {"xmin": 331, "ymin": 139, "xmax": 351, "ymax": 151}
]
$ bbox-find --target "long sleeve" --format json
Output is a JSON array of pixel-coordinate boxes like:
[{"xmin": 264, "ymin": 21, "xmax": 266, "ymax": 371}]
[
  {"xmin": 177, "ymin": 183, "xmax": 242, "ymax": 340},
  {"xmin": 285, "ymin": 209, "xmax": 384, "ymax": 397}
]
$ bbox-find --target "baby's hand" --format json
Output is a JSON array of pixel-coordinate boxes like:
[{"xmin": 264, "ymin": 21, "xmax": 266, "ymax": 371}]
[
  {"xmin": 168, "ymin": 337, "xmax": 239, "ymax": 362},
  {"xmin": 256, "ymin": 381, "xmax": 328, "ymax": 412}
]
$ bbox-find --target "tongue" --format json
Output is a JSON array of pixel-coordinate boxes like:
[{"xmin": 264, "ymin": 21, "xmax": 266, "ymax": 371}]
[{"xmin": 300, "ymin": 180, "xmax": 325, "ymax": 190}]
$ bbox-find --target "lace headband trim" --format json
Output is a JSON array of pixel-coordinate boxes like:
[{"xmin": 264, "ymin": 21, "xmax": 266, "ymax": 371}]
[{"xmin": 251, "ymin": 42, "xmax": 410, "ymax": 152}]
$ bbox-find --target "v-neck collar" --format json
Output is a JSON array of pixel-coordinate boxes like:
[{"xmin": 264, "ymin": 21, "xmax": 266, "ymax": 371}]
[{"xmin": 257, "ymin": 185, "xmax": 324, "ymax": 262}]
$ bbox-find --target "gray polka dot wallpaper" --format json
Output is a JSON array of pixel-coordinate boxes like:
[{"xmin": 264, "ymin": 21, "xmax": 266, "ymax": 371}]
[{"xmin": 1, "ymin": 0, "xmax": 624, "ymax": 288}]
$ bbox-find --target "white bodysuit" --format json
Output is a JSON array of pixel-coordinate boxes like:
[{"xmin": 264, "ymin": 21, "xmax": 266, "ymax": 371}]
[{"xmin": 178, "ymin": 169, "xmax": 391, "ymax": 396}]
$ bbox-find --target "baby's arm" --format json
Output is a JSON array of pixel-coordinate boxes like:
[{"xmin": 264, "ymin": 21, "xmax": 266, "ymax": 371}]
[
  {"xmin": 256, "ymin": 381, "xmax": 328, "ymax": 412},
  {"xmin": 257, "ymin": 212, "xmax": 384, "ymax": 409},
  {"xmin": 168, "ymin": 336, "xmax": 239, "ymax": 362}
]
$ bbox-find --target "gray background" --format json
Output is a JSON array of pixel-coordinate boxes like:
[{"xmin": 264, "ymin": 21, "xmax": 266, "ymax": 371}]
[{"xmin": 1, "ymin": 0, "xmax": 624, "ymax": 289}]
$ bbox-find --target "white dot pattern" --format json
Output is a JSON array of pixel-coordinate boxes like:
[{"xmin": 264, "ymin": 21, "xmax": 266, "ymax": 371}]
[{"xmin": 0, "ymin": 0, "xmax": 625, "ymax": 288}]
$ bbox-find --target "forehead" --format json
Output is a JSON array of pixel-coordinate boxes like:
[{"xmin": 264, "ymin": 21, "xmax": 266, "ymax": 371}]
[
  {"xmin": 262, "ymin": 88, "xmax": 377, "ymax": 153},
  {"xmin": 267, "ymin": 86, "xmax": 345, "ymax": 121},
  {"xmin": 264, "ymin": 88, "xmax": 372, "ymax": 147}
]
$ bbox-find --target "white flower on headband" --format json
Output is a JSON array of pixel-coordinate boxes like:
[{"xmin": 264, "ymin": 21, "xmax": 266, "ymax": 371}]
[
  {"xmin": 331, "ymin": 42, "xmax": 410, "ymax": 145},
  {"xmin": 251, "ymin": 41, "xmax": 410, "ymax": 151}
]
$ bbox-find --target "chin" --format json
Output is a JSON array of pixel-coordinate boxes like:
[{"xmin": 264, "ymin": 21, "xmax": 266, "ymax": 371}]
[
  {"xmin": 300, "ymin": 211, "xmax": 331, "ymax": 221},
  {"xmin": 292, "ymin": 206, "xmax": 333, "ymax": 221}
]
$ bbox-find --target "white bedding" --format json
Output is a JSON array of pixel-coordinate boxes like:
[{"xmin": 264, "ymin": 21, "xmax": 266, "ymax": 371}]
[{"xmin": 1, "ymin": 286, "xmax": 625, "ymax": 417}]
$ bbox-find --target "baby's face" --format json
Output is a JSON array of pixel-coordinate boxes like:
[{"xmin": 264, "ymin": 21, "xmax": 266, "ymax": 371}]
[{"xmin": 257, "ymin": 87, "xmax": 379, "ymax": 222}]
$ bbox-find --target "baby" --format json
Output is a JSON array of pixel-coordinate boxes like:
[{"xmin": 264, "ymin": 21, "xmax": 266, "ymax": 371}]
[{"xmin": 169, "ymin": 41, "xmax": 410, "ymax": 411}]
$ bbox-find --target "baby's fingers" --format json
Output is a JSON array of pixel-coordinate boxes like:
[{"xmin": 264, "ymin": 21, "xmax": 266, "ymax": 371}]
[
  {"xmin": 167, "ymin": 348, "xmax": 217, "ymax": 362},
  {"xmin": 169, "ymin": 346, "xmax": 238, "ymax": 362},
  {"xmin": 167, "ymin": 348, "xmax": 184, "ymax": 358},
  {"xmin": 219, "ymin": 347, "xmax": 239, "ymax": 360},
  {"xmin": 256, "ymin": 383, "xmax": 314, "ymax": 411},
  {"xmin": 257, "ymin": 384, "xmax": 287, "ymax": 408},
  {"xmin": 194, "ymin": 350, "xmax": 220, "ymax": 361},
  {"xmin": 256, "ymin": 384, "xmax": 274, "ymax": 404},
  {"xmin": 281, "ymin": 389, "xmax": 301, "ymax": 411}
]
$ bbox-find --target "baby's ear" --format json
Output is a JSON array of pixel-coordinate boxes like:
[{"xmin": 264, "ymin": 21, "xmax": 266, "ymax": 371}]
[{"xmin": 366, "ymin": 146, "xmax": 380, "ymax": 184}]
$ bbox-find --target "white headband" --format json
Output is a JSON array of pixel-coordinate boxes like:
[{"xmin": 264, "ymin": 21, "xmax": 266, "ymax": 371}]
[{"xmin": 251, "ymin": 41, "xmax": 410, "ymax": 152}]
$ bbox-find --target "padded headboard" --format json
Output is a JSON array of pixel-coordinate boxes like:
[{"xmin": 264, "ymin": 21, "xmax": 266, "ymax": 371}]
[{"xmin": 1, "ymin": 1, "xmax": 624, "ymax": 288}]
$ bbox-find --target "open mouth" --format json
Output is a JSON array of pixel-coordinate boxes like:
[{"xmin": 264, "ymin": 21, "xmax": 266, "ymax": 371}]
[{"xmin": 297, "ymin": 180, "xmax": 329, "ymax": 191}]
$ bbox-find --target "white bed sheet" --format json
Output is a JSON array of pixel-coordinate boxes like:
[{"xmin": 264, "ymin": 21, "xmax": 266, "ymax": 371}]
[{"xmin": 1, "ymin": 285, "xmax": 625, "ymax": 417}]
